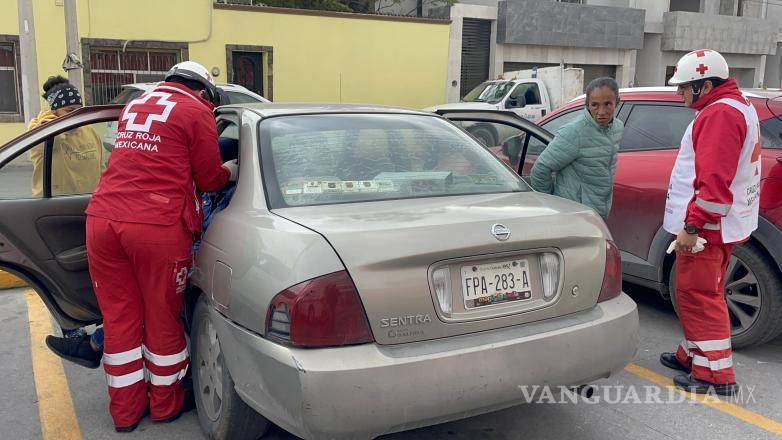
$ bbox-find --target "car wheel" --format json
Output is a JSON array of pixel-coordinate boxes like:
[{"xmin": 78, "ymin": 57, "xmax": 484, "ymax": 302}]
[
  {"xmin": 669, "ymin": 242, "xmax": 782, "ymax": 349},
  {"xmin": 467, "ymin": 124, "xmax": 498, "ymax": 147},
  {"xmin": 191, "ymin": 294, "xmax": 270, "ymax": 439}
]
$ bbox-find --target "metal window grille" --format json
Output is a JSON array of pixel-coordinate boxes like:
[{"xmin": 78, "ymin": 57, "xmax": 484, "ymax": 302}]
[
  {"xmin": 0, "ymin": 43, "xmax": 19, "ymax": 114},
  {"xmin": 89, "ymin": 49, "xmax": 180, "ymax": 105}
]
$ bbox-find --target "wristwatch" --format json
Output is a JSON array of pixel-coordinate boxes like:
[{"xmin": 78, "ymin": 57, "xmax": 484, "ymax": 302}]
[{"xmin": 684, "ymin": 224, "xmax": 700, "ymax": 235}]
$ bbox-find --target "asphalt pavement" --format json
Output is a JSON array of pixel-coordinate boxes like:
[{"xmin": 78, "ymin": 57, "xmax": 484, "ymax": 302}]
[{"xmin": 1, "ymin": 284, "xmax": 780, "ymax": 440}]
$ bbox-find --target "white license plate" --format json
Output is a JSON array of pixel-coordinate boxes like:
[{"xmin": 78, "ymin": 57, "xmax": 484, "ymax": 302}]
[{"xmin": 461, "ymin": 259, "xmax": 533, "ymax": 308}]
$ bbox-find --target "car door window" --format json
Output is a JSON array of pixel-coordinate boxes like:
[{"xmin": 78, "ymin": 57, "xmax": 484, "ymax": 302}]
[
  {"xmin": 509, "ymin": 83, "xmax": 542, "ymax": 107},
  {"xmin": 48, "ymin": 121, "xmax": 112, "ymax": 196},
  {"xmin": 225, "ymin": 91, "xmax": 261, "ymax": 104},
  {"xmin": 0, "ymin": 153, "xmax": 38, "ymax": 199},
  {"xmin": 620, "ymin": 105, "xmax": 695, "ymax": 151},
  {"xmin": 522, "ymin": 109, "xmax": 582, "ymax": 175}
]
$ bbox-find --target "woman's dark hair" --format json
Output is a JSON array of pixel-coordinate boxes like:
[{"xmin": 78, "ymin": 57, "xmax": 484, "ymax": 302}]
[
  {"xmin": 41, "ymin": 75, "xmax": 71, "ymax": 99},
  {"xmin": 168, "ymin": 75, "xmax": 206, "ymax": 92},
  {"xmin": 585, "ymin": 77, "xmax": 620, "ymax": 103}
]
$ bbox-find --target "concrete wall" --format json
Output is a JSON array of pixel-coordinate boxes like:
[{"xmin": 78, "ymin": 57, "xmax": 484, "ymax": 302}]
[
  {"xmin": 635, "ymin": 33, "xmax": 666, "ymax": 85},
  {"xmin": 0, "ymin": 0, "xmax": 451, "ymax": 144},
  {"xmin": 497, "ymin": 0, "xmax": 645, "ymax": 49},
  {"xmin": 662, "ymin": 11, "xmax": 778, "ymax": 54},
  {"xmin": 764, "ymin": 43, "xmax": 782, "ymax": 88}
]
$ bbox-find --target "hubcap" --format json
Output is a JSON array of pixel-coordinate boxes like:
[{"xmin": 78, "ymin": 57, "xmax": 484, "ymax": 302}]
[
  {"xmin": 196, "ymin": 315, "xmax": 224, "ymax": 422},
  {"xmin": 724, "ymin": 255, "xmax": 762, "ymax": 337}
]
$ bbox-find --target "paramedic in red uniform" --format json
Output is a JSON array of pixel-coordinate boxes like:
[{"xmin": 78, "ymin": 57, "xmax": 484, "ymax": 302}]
[
  {"xmin": 660, "ymin": 49, "xmax": 761, "ymax": 396},
  {"xmin": 85, "ymin": 61, "xmax": 238, "ymax": 431}
]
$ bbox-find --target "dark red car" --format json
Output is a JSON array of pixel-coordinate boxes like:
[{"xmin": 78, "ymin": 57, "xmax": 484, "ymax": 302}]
[
  {"xmin": 444, "ymin": 87, "xmax": 782, "ymax": 348},
  {"xmin": 540, "ymin": 88, "xmax": 782, "ymax": 348}
]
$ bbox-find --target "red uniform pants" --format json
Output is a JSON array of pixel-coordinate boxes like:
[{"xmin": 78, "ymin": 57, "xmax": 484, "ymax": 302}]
[
  {"xmin": 674, "ymin": 243, "xmax": 736, "ymax": 384},
  {"xmin": 86, "ymin": 215, "xmax": 191, "ymax": 427}
]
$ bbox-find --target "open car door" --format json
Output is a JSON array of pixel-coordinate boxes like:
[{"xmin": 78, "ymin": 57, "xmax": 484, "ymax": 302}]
[
  {"xmin": 0, "ymin": 105, "xmax": 122, "ymax": 330},
  {"xmin": 433, "ymin": 109, "xmax": 553, "ymax": 178}
]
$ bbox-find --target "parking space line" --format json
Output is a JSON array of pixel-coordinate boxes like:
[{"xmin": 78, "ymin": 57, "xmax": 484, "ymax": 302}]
[
  {"xmin": 625, "ymin": 363, "xmax": 782, "ymax": 436},
  {"xmin": 25, "ymin": 289, "xmax": 83, "ymax": 440}
]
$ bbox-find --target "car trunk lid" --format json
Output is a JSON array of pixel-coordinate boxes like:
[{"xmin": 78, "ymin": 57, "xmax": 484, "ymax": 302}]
[{"xmin": 274, "ymin": 192, "xmax": 610, "ymax": 345}]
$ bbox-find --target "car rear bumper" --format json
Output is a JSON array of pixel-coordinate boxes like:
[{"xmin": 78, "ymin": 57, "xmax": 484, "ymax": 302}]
[{"xmin": 212, "ymin": 293, "xmax": 638, "ymax": 439}]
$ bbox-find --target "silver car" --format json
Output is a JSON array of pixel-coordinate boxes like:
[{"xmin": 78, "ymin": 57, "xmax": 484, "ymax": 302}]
[{"xmin": 0, "ymin": 104, "xmax": 638, "ymax": 439}]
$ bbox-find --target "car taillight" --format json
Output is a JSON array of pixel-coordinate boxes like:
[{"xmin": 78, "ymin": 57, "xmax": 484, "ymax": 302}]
[
  {"xmin": 265, "ymin": 271, "xmax": 374, "ymax": 347},
  {"xmin": 597, "ymin": 240, "xmax": 622, "ymax": 303}
]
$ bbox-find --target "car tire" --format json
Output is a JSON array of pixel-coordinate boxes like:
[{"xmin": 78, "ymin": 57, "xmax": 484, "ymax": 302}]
[
  {"xmin": 467, "ymin": 124, "xmax": 498, "ymax": 147},
  {"xmin": 669, "ymin": 242, "xmax": 782, "ymax": 349},
  {"xmin": 191, "ymin": 294, "xmax": 270, "ymax": 439}
]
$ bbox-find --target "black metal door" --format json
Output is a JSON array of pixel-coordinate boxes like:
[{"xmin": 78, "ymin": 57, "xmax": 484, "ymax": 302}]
[
  {"xmin": 232, "ymin": 52, "xmax": 264, "ymax": 96},
  {"xmin": 460, "ymin": 18, "xmax": 492, "ymax": 99}
]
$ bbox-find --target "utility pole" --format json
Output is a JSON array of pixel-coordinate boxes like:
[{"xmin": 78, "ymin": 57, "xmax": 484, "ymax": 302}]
[
  {"xmin": 63, "ymin": 0, "xmax": 83, "ymax": 91},
  {"xmin": 17, "ymin": 0, "xmax": 40, "ymax": 125}
]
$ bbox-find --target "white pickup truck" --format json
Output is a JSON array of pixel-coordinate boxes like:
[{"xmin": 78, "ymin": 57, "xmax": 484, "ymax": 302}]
[{"xmin": 427, "ymin": 66, "xmax": 583, "ymax": 146}]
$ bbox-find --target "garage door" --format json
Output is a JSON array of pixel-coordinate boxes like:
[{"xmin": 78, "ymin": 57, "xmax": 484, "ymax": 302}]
[{"xmin": 460, "ymin": 18, "xmax": 492, "ymax": 99}]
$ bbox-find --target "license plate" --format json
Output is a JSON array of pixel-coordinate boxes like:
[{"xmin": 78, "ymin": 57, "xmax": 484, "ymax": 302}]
[{"xmin": 461, "ymin": 259, "xmax": 533, "ymax": 308}]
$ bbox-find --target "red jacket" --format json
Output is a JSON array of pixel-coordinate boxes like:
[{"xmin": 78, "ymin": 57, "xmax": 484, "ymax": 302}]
[
  {"xmin": 87, "ymin": 82, "xmax": 230, "ymax": 236},
  {"xmin": 685, "ymin": 79, "xmax": 749, "ymax": 243}
]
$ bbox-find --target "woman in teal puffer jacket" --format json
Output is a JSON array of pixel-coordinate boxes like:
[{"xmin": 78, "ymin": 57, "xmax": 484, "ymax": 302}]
[{"xmin": 530, "ymin": 77, "xmax": 623, "ymax": 218}]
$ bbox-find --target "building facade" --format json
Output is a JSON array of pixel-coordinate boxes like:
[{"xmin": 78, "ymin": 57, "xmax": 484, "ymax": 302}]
[
  {"xmin": 415, "ymin": 0, "xmax": 782, "ymax": 103},
  {"xmin": 0, "ymin": 0, "xmax": 451, "ymax": 144}
]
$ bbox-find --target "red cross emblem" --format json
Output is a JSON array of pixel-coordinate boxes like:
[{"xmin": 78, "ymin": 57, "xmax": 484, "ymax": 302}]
[
  {"xmin": 696, "ymin": 64, "xmax": 709, "ymax": 75},
  {"xmin": 695, "ymin": 50, "xmax": 708, "ymax": 57},
  {"xmin": 121, "ymin": 92, "xmax": 177, "ymax": 133}
]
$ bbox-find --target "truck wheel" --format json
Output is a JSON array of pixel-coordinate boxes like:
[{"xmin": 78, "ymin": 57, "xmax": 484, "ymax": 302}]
[
  {"xmin": 191, "ymin": 294, "xmax": 270, "ymax": 439},
  {"xmin": 669, "ymin": 242, "xmax": 782, "ymax": 349},
  {"xmin": 468, "ymin": 124, "xmax": 498, "ymax": 147}
]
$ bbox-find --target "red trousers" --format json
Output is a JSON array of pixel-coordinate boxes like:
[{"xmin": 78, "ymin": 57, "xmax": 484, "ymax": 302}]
[
  {"xmin": 674, "ymin": 243, "xmax": 736, "ymax": 384},
  {"xmin": 86, "ymin": 216, "xmax": 191, "ymax": 427}
]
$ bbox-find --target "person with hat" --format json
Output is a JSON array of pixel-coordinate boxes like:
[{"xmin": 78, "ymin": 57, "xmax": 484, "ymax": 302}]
[
  {"xmin": 660, "ymin": 49, "xmax": 761, "ymax": 396},
  {"xmin": 28, "ymin": 75, "xmax": 103, "ymax": 196},
  {"xmin": 82, "ymin": 61, "xmax": 237, "ymax": 431}
]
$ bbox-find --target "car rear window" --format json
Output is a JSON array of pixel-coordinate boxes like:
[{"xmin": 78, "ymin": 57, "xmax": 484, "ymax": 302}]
[
  {"xmin": 761, "ymin": 117, "xmax": 782, "ymax": 149},
  {"xmin": 260, "ymin": 114, "xmax": 528, "ymax": 208}
]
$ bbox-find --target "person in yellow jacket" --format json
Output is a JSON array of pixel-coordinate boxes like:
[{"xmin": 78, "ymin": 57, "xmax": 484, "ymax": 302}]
[{"xmin": 29, "ymin": 76, "xmax": 103, "ymax": 196}]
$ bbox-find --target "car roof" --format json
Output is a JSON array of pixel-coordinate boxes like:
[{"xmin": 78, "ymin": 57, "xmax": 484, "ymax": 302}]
[
  {"xmin": 224, "ymin": 103, "xmax": 435, "ymax": 118},
  {"xmin": 569, "ymin": 86, "xmax": 764, "ymax": 103}
]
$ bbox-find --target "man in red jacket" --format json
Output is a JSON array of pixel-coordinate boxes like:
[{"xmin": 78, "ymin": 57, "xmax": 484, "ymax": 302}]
[
  {"xmin": 660, "ymin": 50, "xmax": 761, "ymax": 396},
  {"xmin": 85, "ymin": 61, "xmax": 238, "ymax": 431}
]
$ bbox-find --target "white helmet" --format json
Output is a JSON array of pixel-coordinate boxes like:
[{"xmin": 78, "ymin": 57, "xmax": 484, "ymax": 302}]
[
  {"xmin": 165, "ymin": 61, "xmax": 221, "ymax": 105},
  {"xmin": 668, "ymin": 49, "xmax": 729, "ymax": 86}
]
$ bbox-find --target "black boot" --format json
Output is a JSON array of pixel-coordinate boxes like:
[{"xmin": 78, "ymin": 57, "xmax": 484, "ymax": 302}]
[
  {"xmin": 660, "ymin": 352, "xmax": 691, "ymax": 373},
  {"xmin": 674, "ymin": 374, "xmax": 739, "ymax": 396},
  {"xmin": 45, "ymin": 334, "xmax": 102, "ymax": 369}
]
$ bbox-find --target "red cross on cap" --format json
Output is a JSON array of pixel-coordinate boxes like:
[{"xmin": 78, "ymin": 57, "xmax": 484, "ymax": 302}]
[
  {"xmin": 696, "ymin": 63, "xmax": 709, "ymax": 75},
  {"xmin": 695, "ymin": 50, "xmax": 708, "ymax": 57},
  {"xmin": 121, "ymin": 92, "xmax": 177, "ymax": 133}
]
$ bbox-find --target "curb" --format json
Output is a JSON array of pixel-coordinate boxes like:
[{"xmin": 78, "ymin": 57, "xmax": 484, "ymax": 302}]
[{"xmin": 0, "ymin": 270, "xmax": 27, "ymax": 289}]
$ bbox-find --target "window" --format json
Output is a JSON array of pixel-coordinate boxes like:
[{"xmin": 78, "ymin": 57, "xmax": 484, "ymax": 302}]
[
  {"xmin": 225, "ymin": 91, "xmax": 263, "ymax": 104},
  {"xmin": 620, "ymin": 105, "xmax": 695, "ymax": 151},
  {"xmin": 226, "ymin": 45, "xmax": 273, "ymax": 101},
  {"xmin": 761, "ymin": 117, "xmax": 782, "ymax": 149},
  {"xmin": 669, "ymin": 0, "xmax": 701, "ymax": 12},
  {"xmin": 509, "ymin": 83, "xmax": 542, "ymax": 107},
  {"xmin": 463, "ymin": 81, "xmax": 514, "ymax": 104},
  {"xmin": 0, "ymin": 121, "xmax": 111, "ymax": 199},
  {"xmin": 82, "ymin": 40, "xmax": 187, "ymax": 105},
  {"xmin": 0, "ymin": 153, "xmax": 37, "ymax": 199},
  {"xmin": 36, "ymin": 121, "xmax": 111, "ymax": 197},
  {"xmin": 88, "ymin": 49, "xmax": 179, "ymax": 104},
  {"xmin": 261, "ymin": 114, "xmax": 528, "ymax": 208},
  {"xmin": 0, "ymin": 36, "xmax": 22, "ymax": 122}
]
